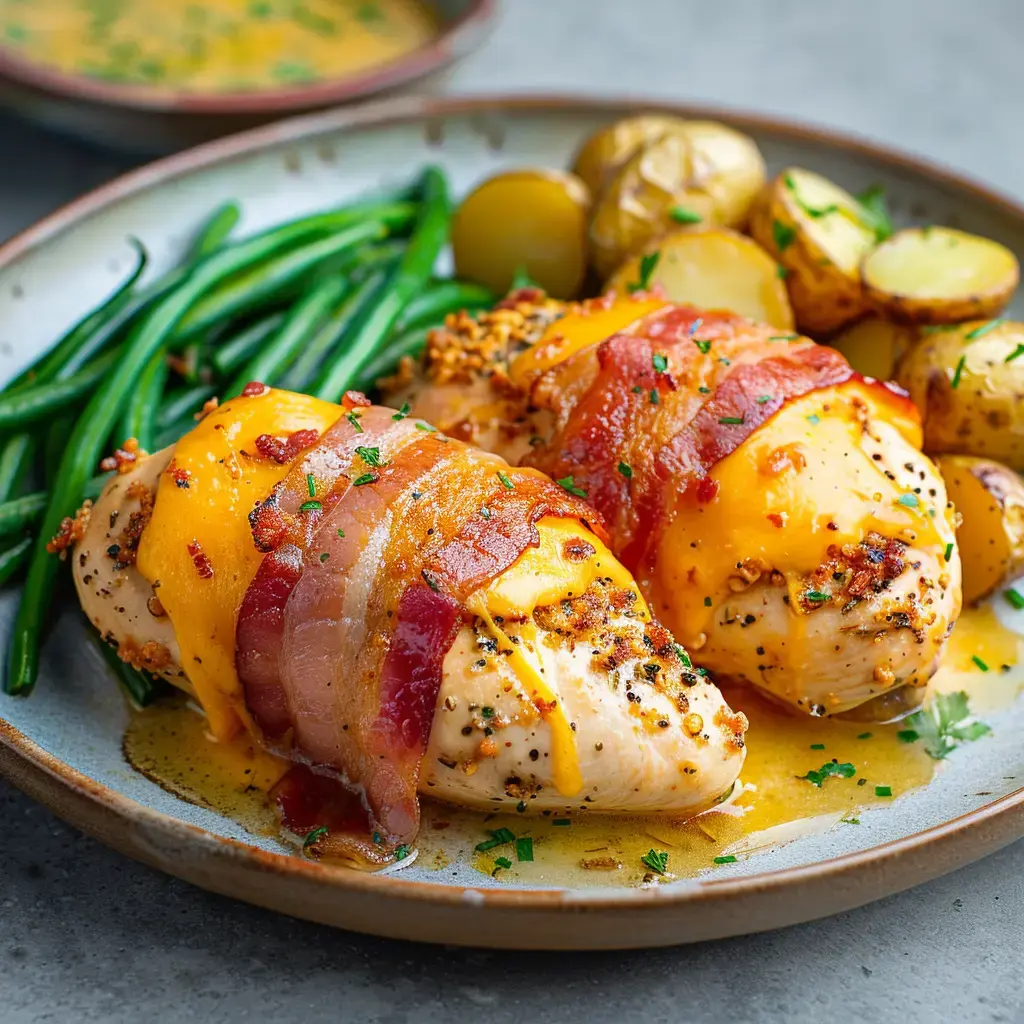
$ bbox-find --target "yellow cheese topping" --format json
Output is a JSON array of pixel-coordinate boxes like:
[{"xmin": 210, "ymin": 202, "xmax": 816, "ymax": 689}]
[
  {"xmin": 467, "ymin": 516, "xmax": 647, "ymax": 798},
  {"xmin": 646, "ymin": 381, "xmax": 954, "ymax": 649},
  {"xmin": 509, "ymin": 294, "xmax": 667, "ymax": 388},
  {"xmin": 136, "ymin": 389, "xmax": 340, "ymax": 741}
]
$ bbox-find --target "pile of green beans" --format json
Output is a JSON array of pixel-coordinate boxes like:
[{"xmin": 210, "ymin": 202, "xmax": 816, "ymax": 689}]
[{"xmin": 0, "ymin": 167, "xmax": 498, "ymax": 706}]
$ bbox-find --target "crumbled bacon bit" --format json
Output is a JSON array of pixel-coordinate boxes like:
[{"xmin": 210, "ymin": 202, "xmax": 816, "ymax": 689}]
[
  {"xmin": 47, "ymin": 500, "xmax": 92, "ymax": 556},
  {"xmin": 170, "ymin": 466, "xmax": 192, "ymax": 489},
  {"xmin": 253, "ymin": 428, "xmax": 321, "ymax": 465},
  {"xmin": 195, "ymin": 396, "xmax": 219, "ymax": 421},
  {"xmin": 100, "ymin": 437, "xmax": 147, "ymax": 475},
  {"xmin": 495, "ymin": 286, "xmax": 547, "ymax": 309},
  {"xmin": 562, "ymin": 538, "xmax": 596, "ymax": 563},
  {"xmin": 249, "ymin": 500, "xmax": 287, "ymax": 552},
  {"xmin": 533, "ymin": 695, "xmax": 558, "ymax": 716},
  {"xmin": 186, "ymin": 539, "xmax": 214, "ymax": 579},
  {"xmin": 341, "ymin": 390, "xmax": 372, "ymax": 411},
  {"xmin": 241, "ymin": 381, "xmax": 270, "ymax": 398},
  {"xmin": 117, "ymin": 637, "xmax": 172, "ymax": 673},
  {"xmin": 113, "ymin": 483, "xmax": 155, "ymax": 567}
]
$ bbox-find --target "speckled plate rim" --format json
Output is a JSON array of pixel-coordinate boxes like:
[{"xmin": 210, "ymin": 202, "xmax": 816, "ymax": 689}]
[
  {"xmin": 0, "ymin": 94, "xmax": 1023, "ymax": 949},
  {"xmin": 0, "ymin": 1, "xmax": 496, "ymax": 114}
]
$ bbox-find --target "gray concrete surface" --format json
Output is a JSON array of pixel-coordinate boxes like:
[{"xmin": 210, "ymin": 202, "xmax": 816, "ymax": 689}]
[{"xmin": 1, "ymin": 1, "xmax": 1023, "ymax": 1020}]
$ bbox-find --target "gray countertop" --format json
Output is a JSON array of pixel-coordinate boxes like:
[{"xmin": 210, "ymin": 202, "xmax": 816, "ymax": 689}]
[{"xmin": 1, "ymin": 1, "xmax": 1023, "ymax": 1021}]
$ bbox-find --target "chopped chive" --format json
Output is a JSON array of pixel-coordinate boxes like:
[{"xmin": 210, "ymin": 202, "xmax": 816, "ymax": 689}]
[
  {"xmin": 557, "ymin": 475, "xmax": 588, "ymax": 498},
  {"xmin": 618, "ymin": 461, "xmax": 633, "ymax": 479},
  {"xmin": 652, "ymin": 353, "xmax": 668, "ymax": 373},
  {"xmin": 857, "ymin": 732, "xmax": 872, "ymax": 740},
  {"xmin": 1004, "ymin": 344, "xmax": 1024, "ymax": 363},
  {"xmin": 804, "ymin": 590, "xmax": 830, "ymax": 602},
  {"xmin": 640, "ymin": 848, "xmax": 668, "ymax": 874},
  {"xmin": 965, "ymin": 318, "xmax": 1005, "ymax": 340},
  {"xmin": 497, "ymin": 470, "xmax": 514, "ymax": 490},
  {"xmin": 769, "ymin": 334, "xmax": 799, "ymax": 341},
  {"xmin": 810, "ymin": 743, "xmax": 826, "ymax": 750},
  {"xmin": 319, "ymin": 552, "xmax": 330, "ymax": 563},
  {"xmin": 693, "ymin": 338, "xmax": 711, "ymax": 354},
  {"xmin": 945, "ymin": 542, "xmax": 954, "ymax": 563},
  {"xmin": 698, "ymin": 385, "xmax": 711, "ymax": 394},
  {"xmin": 351, "ymin": 472, "xmax": 377, "ymax": 486},
  {"xmin": 475, "ymin": 827, "xmax": 516, "ymax": 852},
  {"xmin": 415, "ymin": 421, "xmax": 437, "ymax": 433},
  {"xmin": 494, "ymin": 855, "xmax": 513, "ymax": 870},
  {"xmin": 302, "ymin": 825, "xmax": 328, "ymax": 850},
  {"xmin": 629, "ymin": 251, "xmax": 661, "ymax": 293},
  {"xmin": 757, "ymin": 394, "xmax": 774, "ymax": 404},
  {"xmin": 875, "ymin": 785, "xmax": 893, "ymax": 797},
  {"xmin": 897, "ymin": 729, "xmax": 919, "ymax": 743},
  {"xmin": 345, "ymin": 411, "xmax": 363, "ymax": 433},
  {"xmin": 674, "ymin": 643, "xmax": 692, "ymax": 668},
  {"xmin": 515, "ymin": 836, "xmax": 534, "ymax": 862},
  {"xmin": 670, "ymin": 206, "xmax": 702, "ymax": 224},
  {"xmin": 355, "ymin": 445, "xmax": 384, "ymax": 467},
  {"xmin": 950, "ymin": 355, "xmax": 966, "ymax": 389},
  {"xmin": 298, "ymin": 500, "xmax": 322, "ymax": 512},
  {"xmin": 703, "ymin": 596, "xmax": 712, "ymax": 607},
  {"xmin": 719, "ymin": 415, "xmax": 744, "ymax": 425},
  {"xmin": 713, "ymin": 855, "xmax": 737, "ymax": 864},
  {"xmin": 772, "ymin": 221, "xmax": 796, "ymax": 252},
  {"xmin": 392, "ymin": 402, "xmax": 410, "ymax": 420},
  {"xmin": 776, "ymin": 265, "xmax": 789, "ymax": 279},
  {"xmin": 1004, "ymin": 588, "xmax": 1024, "ymax": 610},
  {"xmin": 306, "ymin": 473, "xmax": 316, "ymax": 497},
  {"xmin": 552, "ymin": 818, "xmax": 571, "ymax": 826},
  {"xmin": 336, "ymin": 528, "xmax": 345, "ymax": 538},
  {"xmin": 649, "ymin": 389, "xmax": 660, "ymax": 405},
  {"xmin": 972, "ymin": 655, "xmax": 989, "ymax": 672}
]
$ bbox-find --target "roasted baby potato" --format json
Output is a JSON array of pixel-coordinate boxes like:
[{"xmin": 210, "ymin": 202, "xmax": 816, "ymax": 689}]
[
  {"xmin": 936, "ymin": 454, "xmax": 1024, "ymax": 604},
  {"xmin": 451, "ymin": 169, "xmax": 591, "ymax": 299},
  {"xmin": 589, "ymin": 122, "xmax": 766, "ymax": 278},
  {"xmin": 571, "ymin": 113, "xmax": 691, "ymax": 197},
  {"xmin": 862, "ymin": 227, "xmax": 1019, "ymax": 325},
  {"xmin": 605, "ymin": 227, "xmax": 794, "ymax": 329},
  {"xmin": 829, "ymin": 317, "xmax": 918, "ymax": 381},
  {"xmin": 749, "ymin": 167, "xmax": 877, "ymax": 336},
  {"xmin": 895, "ymin": 319, "xmax": 1024, "ymax": 469}
]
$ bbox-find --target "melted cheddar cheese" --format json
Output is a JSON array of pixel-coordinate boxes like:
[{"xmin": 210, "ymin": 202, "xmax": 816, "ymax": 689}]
[
  {"xmin": 646, "ymin": 380, "xmax": 955, "ymax": 648},
  {"xmin": 136, "ymin": 389, "xmax": 340, "ymax": 741}
]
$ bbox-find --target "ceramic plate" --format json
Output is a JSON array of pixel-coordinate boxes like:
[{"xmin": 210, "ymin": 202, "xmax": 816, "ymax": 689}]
[{"xmin": 0, "ymin": 96, "xmax": 1022, "ymax": 950}]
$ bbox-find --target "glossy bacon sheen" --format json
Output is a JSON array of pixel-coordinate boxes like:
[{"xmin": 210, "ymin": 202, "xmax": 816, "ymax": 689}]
[
  {"xmin": 236, "ymin": 402, "xmax": 596, "ymax": 863},
  {"xmin": 523, "ymin": 305, "xmax": 911, "ymax": 569}
]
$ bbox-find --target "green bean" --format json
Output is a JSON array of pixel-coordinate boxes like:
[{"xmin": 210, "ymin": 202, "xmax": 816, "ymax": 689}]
[
  {"xmin": 279, "ymin": 271, "xmax": 385, "ymax": 392},
  {"xmin": 154, "ymin": 416, "xmax": 200, "ymax": 450},
  {"xmin": 120, "ymin": 350, "xmax": 168, "ymax": 451},
  {"xmin": 210, "ymin": 313, "xmax": 285, "ymax": 377},
  {"xmin": 352, "ymin": 322, "xmax": 437, "ymax": 394},
  {"xmin": 0, "ymin": 492, "xmax": 47, "ymax": 539},
  {"xmin": 312, "ymin": 168, "xmax": 450, "ymax": 402},
  {"xmin": 394, "ymin": 281, "xmax": 494, "ymax": 333},
  {"xmin": 157, "ymin": 384, "xmax": 218, "ymax": 429},
  {"xmin": 174, "ymin": 219, "xmax": 388, "ymax": 342},
  {"xmin": 43, "ymin": 416, "xmax": 73, "ymax": 488},
  {"xmin": 0, "ymin": 435, "xmax": 35, "ymax": 503},
  {"xmin": 0, "ymin": 537, "xmax": 31, "ymax": 588},
  {"xmin": 8, "ymin": 211, "xmax": 396, "ymax": 698},
  {"xmin": 0, "ymin": 349, "xmax": 119, "ymax": 434},
  {"xmin": 91, "ymin": 634, "xmax": 167, "ymax": 709},
  {"xmin": 227, "ymin": 274, "xmax": 351, "ymax": 398},
  {"xmin": 188, "ymin": 201, "xmax": 241, "ymax": 261}
]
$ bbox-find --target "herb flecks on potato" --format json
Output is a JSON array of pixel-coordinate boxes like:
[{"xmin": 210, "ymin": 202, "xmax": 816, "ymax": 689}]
[
  {"xmin": 588, "ymin": 121, "xmax": 766, "ymax": 279},
  {"xmin": 862, "ymin": 226, "xmax": 1019, "ymax": 325},
  {"xmin": 605, "ymin": 228, "xmax": 794, "ymax": 329},
  {"xmin": 896, "ymin": 319, "xmax": 1024, "ymax": 469},
  {"xmin": 937, "ymin": 454, "xmax": 1024, "ymax": 604},
  {"xmin": 452, "ymin": 169, "xmax": 591, "ymax": 299},
  {"xmin": 750, "ymin": 167, "xmax": 880, "ymax": 336}
]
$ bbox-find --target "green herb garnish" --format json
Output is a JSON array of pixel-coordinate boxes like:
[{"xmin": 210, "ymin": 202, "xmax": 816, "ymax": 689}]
[
  {"xmin": 713, "ymin": 855, "xmax": 737, "ymax": 864},
  {"xmin": 875, "ymin": 785, "xmax": 892, "ymax": 797},
  {"xmin": 414, "ymin": 421, "xmax": 437, "ymax": 433},
  {"xmin": 555, "ymin": 475, "xmax": 586, "ymax": 498},
  {"xmin": 757, "ymin": 394, "xmax": 774, "ymax": 404},
  {"xmin": 552, "ymin": 818, "xmax": 571, "ymax": 826},
  {"xmin": 674, "ymin": 644, "xmax": 692, "ymax": 668},
  {"xmin": 497, "ymin": 470, "xmax": 514, "ymax": 490},
  {"xmin": 897, "ymin": 493, "xmax": 919, "ymax": 508},
  {"xmin": 693, "ymin": 338, "xmax": 711, "ymax": 354},
  {"xmin": 345, "ymin": 411, "xmax": 363, "ymax": 433},
  {"xmin": 649, "ymin": 389, "xmax": 660, "ymax": 405},
  {"xmin": 395, "ymin": 844, "xmax": 411, "ymax": 861},
  {"xmin": 945, "ymin": 542, "xmax": 954, "ymax": 562},
  {"xmin": 1004, "ymin": 588, "xmax": 1024, "ymax": 610},
  {"xmin": 797, "ymin": 761, "xmax": 857, "ymax": 787},
  {"xmin": 950, "ymin": 355, "xmax": 967, "ymax": 389},
  {"xmin": 298, "ymin": 500, "xmax": 322, "ymax": 512},
  {"xmin": 652, "ymin": 353, "xmax": 669, "ymax": 373},
  {"xmin": 670, "ymin": 206, "xmax": 703, "ymax": 224},
  {"xmin": 302, "ymin": 825, "xmax": 328, "ymax": 851},
  {"xmin": 810, "ymin": 743, "xmax": 825, "ymax": 750},
  {"xmin": 899, "ymin": 690, "xmax": 991, "ymax": 760},
  {"xmin": 392, "ymin": 402, "xmax": 410, "ymax": 420},
  {"xmin": 515, "ymin": 837, "xmax": 534, "ymax": 862},
  {"xmin": 965, "ymin": 318, "xmax": 1006, "ymax": 340},
  {"xmin": 641, "ymin": 849, "xmax": 669, "ymax": 875},
  {"xmin": 718, "ymin": 415, "xmax": 744, "ymax": 425},
  {"xmin": 618, "ymin": 462, "xmax": 633, "ymax": 479},
  {"xmin": 475, "ymin": 828, "xmax": 516, "ymax": 852},
  {"xmin": 772, "ymin": 221, "xmax": 796, "ymax": 252},
  {"xmin": 351, "ymin": 473, "xmax": 376, "ymax": 487},
  {"xmin": 629, "ymin": 251, "xmax": 661, "ymax": 293},
  {"xmin": 421, "ymin": 569, "xmax": 440, "ymax": 593},
  {"xmin": 494, "ymin": 856, "xmax": 513, "ymax": 870},
  {"xmin": 804, "ymin": 590, "xmax": 830, "ymax": 602},
  {"xmin": 856, "ymin": 184, "xmax": 894, "ymax": 242},
  {"xmin": 972, "ymin": 655, "xmax": 989, "ymax": 672},
  {"xmin": 355, "ymin": 445, "xmax": 384, "ymax": 467},
  {"xmin": 1004, "ymin": 344, "xmax": 1024, "ymax": 363}
]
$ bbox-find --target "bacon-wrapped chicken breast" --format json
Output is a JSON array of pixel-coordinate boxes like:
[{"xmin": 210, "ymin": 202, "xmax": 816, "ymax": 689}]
[
  {"xmin": 387, "ymin": 292, "xmax": 962, "ymax": 718},
  {"xmin": 71, "ymin": 385, "xmax": 746, "ymax": 866}
]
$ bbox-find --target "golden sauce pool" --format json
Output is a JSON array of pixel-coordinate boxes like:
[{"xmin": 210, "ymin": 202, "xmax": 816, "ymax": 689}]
[
  {"xmin": 0, "ymin": 0, "xmax": 437, "ymax": 92},
  {"xmin": 123, "ymin": 604, "xmax": 1024, "ymax": 886}
]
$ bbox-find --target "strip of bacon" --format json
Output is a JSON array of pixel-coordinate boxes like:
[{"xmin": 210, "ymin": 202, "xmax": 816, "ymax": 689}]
[{"xmin": 236, "ymin": 400, "xmax": 596, "ymax": 865}]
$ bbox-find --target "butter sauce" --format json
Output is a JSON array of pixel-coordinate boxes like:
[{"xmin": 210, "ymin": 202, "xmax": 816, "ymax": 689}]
[{"xmin": 123, "ymin": 603, "xmax": 1023, "ymax": 885}]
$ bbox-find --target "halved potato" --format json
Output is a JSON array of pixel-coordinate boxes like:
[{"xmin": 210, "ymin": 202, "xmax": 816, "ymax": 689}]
[
  {"xmin": 895, "ymin": 319, "xmax": 1024, "ymax": 469},
  {"xmin": 829, "ymin": 318, "xmax": 918, "ymax": 381},
  {"xmin": 936, "ymin": 454, "xmax": 1024, "ymax": 604},
  {"xmin": 862, "ymin": 227, "xmax": 1019, "ymax": 325},
  {"xmin": 451, "ymin": 169, "xmax": 591, "ymax": 299},
  {"xmin": 589, "ymin": 123, "xmax": 766, "ymax": 278},
  {"xmin": 571, "ymin": 114, "xmax": 690, "ymax": 197},
  {"xmin": 605, "ymin": 228, "xmax": 795, "ymax": 329},
  {"xmin": 749, "ymin": 167, "xmax": 877, "ymax": 336}
]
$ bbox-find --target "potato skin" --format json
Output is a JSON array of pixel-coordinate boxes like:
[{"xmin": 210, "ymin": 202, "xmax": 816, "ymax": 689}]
[
  {"xmin": 895, "ymin": 320, "xmax": 1024, "ymax": 469},
  {"xmin": 861, "ymin": 227, "xmax": 1019, "ymax": 325},
  {"xmin": 589, "ymin": 122, "xmax": 766, "ymax": 279},
  {"xmin": 749, "ymin": 168, "xmax": 874, "ymax": 337},
  {"xmin": 936, "ymin": 453, "xmax": 1024, "ymax": 604}
]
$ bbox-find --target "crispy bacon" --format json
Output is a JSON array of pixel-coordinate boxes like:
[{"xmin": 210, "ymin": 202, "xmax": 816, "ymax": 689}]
[
  {"xmin": 253, "ymin": 428, "xmax": 321, "ymax": 465},
  {"xmin": 524, "ymin": 305, "xmax": 914, "ymax": 571},
  {"xmin": 236, "ymin": 402, "xmax": 596, "ymax": 865}
]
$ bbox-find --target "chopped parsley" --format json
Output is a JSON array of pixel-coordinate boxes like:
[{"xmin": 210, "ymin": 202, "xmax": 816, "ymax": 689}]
[
  {"xmin": 797, "ymin": 760, "xmax": 856, "ymax": 787},
  {"xmin": 415, "ymin": 421, "xmax": 437, "ymax": 433},
  {"xmin": 497, "ymin": 470, "xmax": 514, "ymax": 490},
  {"xmin": 306, "ymin": 473, "xmax": 316, "ymax": 497},
  {"xmin": 897, "ymin": 690, "xmax": 991, "ymax": 760},
  {"xmin": 652, "ymin": 353, "xmax": 669, "ymax": 373},
  {"xmin": 693, "ymin": 338, "xmax": 711, "ymax": 354},
  {"xmin": 712, "ymin": 855, "xmax": 737, "ymax": 864},
  {"xmin": 355, "ymin": 445, "xmax": 385, "ymax": 467},
  {"xmin": 394, "ymin": 844, "xmax": 411, "ymax": 861},
  {"xmin": 641, "ymin": 848, "xmax": 669, "ymax": 875},
  {"xmin": 874, "ymin": 785, "xmax": 892, "ymax": 798},
  {"xmin": 299, "ymin": 500, "xmax": 322, "ymax": 512},
  {"xmin": 950, "ymin": 355, "xmax": 967, "ymax": 389},
  {"xmin": 670, "ymin": 206, "xmax": 703, "ymax": 224},
  {"xmin": 897, "ymin": 493, "xmax": 919, "ymax": 508},
  {"xmin": 510, "ymin": 265, "xmax": 541, "ymax": 291},
  {"xmin": 302, "ymin": 825, "xmax": 328, "ymax": 851},
  {"xmin": 1004, "ymin": 588, "xmax": 1024, "ymax": 610},
  {"xmin": 319, "ymin": 552, "xmax": 330, "ymax": 563},
  {"xmin": 757, "ymin": 394, "xmax": 774, "ymax": 404},
  {"xmin": 515, "ymin": 837, "xmax": 534, "ymax": 862},
  {"xmin": 494, "ymin": 856, "xmax": 513, "ymax": 871},
  {"xmin": 965, "ymin": 318, "xmax": 1006, "ymax": 341},
  {"xmin": 475, "ymin": 828, "xmax": 516, "ymax": 852},
  {"xmin": 481, "ymin": 706, "xmax": 495, "ymax": 719},
  {"xmin": 856, "ymin": 184, "xmax": 894, "ymax": 242},
  {"xmin": 345, "ymin": 411, "xmax": 363, "ymax": 433},
  {"xmin": 351, "ymin": 472, "xmax": 377, "ymax": 486},
  {"xmin": 674, "ymin": 644, "xmax": 692, "ymax": 668},
  {"xmin": 698, "ymin": 385, "xmax": 711, "ymax": 394},
  {"xmin": 629, "ymin": 250, "xmax": 661, "ymax": 293},
  {"xmin": 718, "ymin": 415, "xmax": 744, "ymax": 425},
  {"xmin": 1004, "ymin": 343, "xmax": 1024, "ymax": 363},
  {"xmin": 618, "ymin": 461, "xmax": 633, "ymax": 479},
  {"xmin": 772, "ymin": 220, "xmax": 796, "ymax": 252},
  {"xmin": 945, "ymin": 542, "xmax": 954, "ymax": 563},
  {"xmin": 392, "ymin": 402, "xmax": 410, "ymax": 420},
  {"xmin": 649, "ymin": 389, "xmax": 660, "ymax": 405},
  {"xmin": 804, "ymin": 590, "xmax": 830, "ymax": 602},
  {"xmin": 336, "ymin": 528, "xmax": 345, "ymax": 538},
  {"xmin": 972, "ymin": 655, "xmax": 990, "ymax": 672}
]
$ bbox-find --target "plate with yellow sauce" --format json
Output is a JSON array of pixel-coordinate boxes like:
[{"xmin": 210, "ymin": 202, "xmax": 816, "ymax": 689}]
[
  {"xmin": 0, "ymin": 0, "xmax": 495, "ymax": 150},
  {"xmin": 1, "ymin": 96, "xmax": 1024, "ymax": 950}
]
